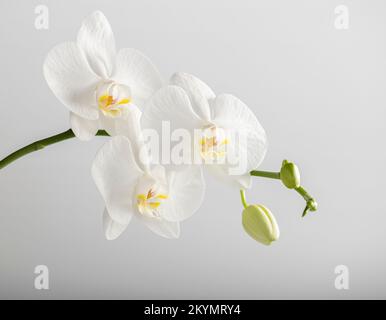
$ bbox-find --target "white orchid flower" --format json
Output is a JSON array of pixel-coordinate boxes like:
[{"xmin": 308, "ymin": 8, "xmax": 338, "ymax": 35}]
[
  {"xmin": 43, "ymin": 11, "xmax": 163, "ymax": 141},
  {"xmin": 91, "ymin": 117, "xmax": 205, "ymax": 240},
  {"xmin": 142, "ymin": 73, "xmax": 267, "ymax": 189}
]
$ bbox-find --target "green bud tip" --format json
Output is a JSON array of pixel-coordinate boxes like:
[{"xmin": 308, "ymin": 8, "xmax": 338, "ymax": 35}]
[
  {"xmin": 302, "ymin": 199, "xmax": 318, "ymax": 217},
  {"xmin": 242, "ymin": 204, "xmax": 280, "ymax": 246},
  {"xmin": 308, "ymin": 199, "xmax": 318, "ymax": 211},
  {"xmin": 280, "ymin": 160, "xmax": 301, "ymax": 189}
]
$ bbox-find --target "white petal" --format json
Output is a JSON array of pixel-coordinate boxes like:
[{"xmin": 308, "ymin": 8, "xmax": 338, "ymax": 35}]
[
  {"xmin": 207, "ymin": 165, "xmax": 252, "ymax": 189},
  {"xmin": 92, "ymin": 136, "xmax": 144, "ymax": 224},
  {"xmin": 102, "ymin": 208, "xmax": 130, "ymax": 240},
  {"xmin": 77, "ymin": 11, "xmax": 116, "ymax": 78},
  {"xmin": 237, "ymin": 174, "xmax": 252, "ymax": 189},
  {"xmin": 138, "ymin": 215, "xmax": 180, "ymax": 239},
  {"xmin": 142, "ymin": 85, "xmax": 205, "ymax": 134},
  {"xmin": 170, "ymin": 72, "xmax": 215, "ymax": 121},
  {"xmin": 43, "ymin": 42, "xmax": 99, "ymax": 120},
  {"xmin": 211, "ymin": 94, "xmax": 268, "ymax": 173},
  {"xmin": 70, "ymin": 112, "xmax": 99, "ymax": 141},
  {"xmin": 98, "ymin": 115, "xmax": 118, "ymax": 136},
  {"xmin": 160, "ymin": 166, "xmax": 205, "ymax": 222},
  {"xmin": 100, "ymin": 106, "xmax": 151, "ymax": 172},
  {"xmin": 111, "ymin": 106, "xmax": 143, "ymax": 143},
  {"xmin": 113, "ymin": 48, "xmax": 163, "ymax": 107},
  {"xmin": 98, "ymin": 105, "xmax": 139, "ymax": 137},
  {"xmin": 120, "ymin": 106, "xmax": 143, "ymax": 139},
  {"xmin": 148, "ymin": 165, "xmax": 167, "ymax": 183}
]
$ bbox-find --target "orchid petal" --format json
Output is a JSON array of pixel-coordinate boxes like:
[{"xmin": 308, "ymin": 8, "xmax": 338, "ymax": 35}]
[
  {"xmin": 102, "ymin": 208, "xmax": 130, "ymax": 240},
  {"xmin": 43, "ymin": 42, "xmax": 99, "ymax": 120},
  {"xmin": 92, "ymin": 136, "xmax": 143, "ymax": 225},
  {"xmin": 148, "ymin": 165, "xmax": 167, "ymax": 184},
  {"xmin": 142, "ymin": 85, "xmax": 205, "ymax": 134},
  {"xmin": 113, "ymin": 48, "xmax": 163, "ymax": 107},
  {"xmin": 77, "ymin": 11, "xmax": 116, "ymax": 78},
  {"xmin": 98, "ymin": 115, "xmax": 117, "ymax": 137},
  {"xmin": 109, "ymin": 107, "xmax": 151, "ymax": 173},
  {"xmin": 138, "ymin": 215, "xmax": 180, "ymax": 239},
  {"xmin": 70, "ymin": 112, "xmax": 99, "ymax": 141},
  {"xmin": 170, "ymin": 72, "xmax": 215, "ymax": 121},
  {"xmin": 159, "ymin": 166, "xmax": 205, "ymax": 222},
  {"xmin": 207, "ymin": 165, "xmax": 252, "ymax": 189}
]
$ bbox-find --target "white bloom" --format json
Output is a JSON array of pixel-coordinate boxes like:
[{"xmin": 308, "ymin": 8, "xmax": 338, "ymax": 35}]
[
  {"xmin": 142, "ymin": 73, "xmax": 267, "ymax": 188},
  {"xmin": 91, "ymin": 124, "xmax": 205, "ymax": 240},
  {"xmin": 43, "ymin": 11, "xmax": 163, "ymax": 141}
]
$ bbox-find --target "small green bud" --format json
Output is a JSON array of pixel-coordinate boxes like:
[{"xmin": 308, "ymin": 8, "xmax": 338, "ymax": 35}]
[
  {"xmin": 302, "ymin": 199, "xmax": 318, "ymax": 217},
  {"xmin": 280, "ymin": 160, "xmax": 300, "ymax": 189},
  {"xmin": 308, "ymin": 199, "xmax": 318, "ymax": 211},
  {"xmin": 242, "ymin": 204, "xmax": 280, "ymax": 245}
]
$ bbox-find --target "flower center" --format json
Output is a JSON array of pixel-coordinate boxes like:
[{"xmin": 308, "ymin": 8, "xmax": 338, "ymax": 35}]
[
  {"xmin": 96, "ymin": 80, "xmax": 131, "ymax": 118},
  {"xmin": 199, "ymin": 125, "xmax": 229, "ymax": 160},
  {"xmin": 137, "ymin": 188, "xmax": 168, "ymax": 219}
]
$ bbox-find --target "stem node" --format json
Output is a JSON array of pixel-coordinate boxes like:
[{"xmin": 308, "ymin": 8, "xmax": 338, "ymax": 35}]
[{"xmin": 250, "ymin": 166, "xmax": 317, "ymax": 218}]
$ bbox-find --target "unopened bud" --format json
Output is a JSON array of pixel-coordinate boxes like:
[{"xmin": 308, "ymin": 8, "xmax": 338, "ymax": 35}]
[
  {"xmin": 242, "ymin": 204, "xmax": 280, "ymax": 245},
  {"xmin": 280, "ymin": 160, "xmax": 300, "ymax": 189}
]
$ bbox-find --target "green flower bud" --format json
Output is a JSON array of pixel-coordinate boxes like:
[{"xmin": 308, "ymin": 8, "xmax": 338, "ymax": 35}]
[
  {"xmin": 242, "ymin": 204, "xmax": 280, "ymax": 245},
  {"xmin": 308, "ymin": 199, "xmax": 318, "ymax": 211},
  {"xmin": 280, "ymin": 160, "xmax": 300, "ymax": 189}
]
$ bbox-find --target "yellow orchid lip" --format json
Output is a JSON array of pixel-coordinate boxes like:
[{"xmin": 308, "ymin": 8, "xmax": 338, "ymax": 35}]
[
  {"xmin": 98, "ymin": 94, "xmax": 131, "ymax": 118},
  {"xmin": 199, "ymin": 126, "xmax": 229, "ymax": 160},
  {"xmin": 137, "ymin": 188, "xmax": 168, "ymax": 218}
]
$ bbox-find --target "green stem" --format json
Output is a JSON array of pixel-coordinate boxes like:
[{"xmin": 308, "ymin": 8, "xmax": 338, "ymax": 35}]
[
  {"xmin": 0, "ymin": 129, "xmax": 109, "ymax": 171},
  {"xmin": 250, "ymin": 170, "xmax": 280, "ymax": 180},
  {"xmin": 240, "ymin": 189, "xmax": 248, "ymax": 209},
  {"xmin": 249, "ymin": 168, "xmax": 317, "ymax": 217},
  {"xmin": 295, "ymin": 186, "xmax": 318, "ymax": 217},
  {"xmin": 295, "ymin": 186, "xmax": 313, "ymax": 203}
]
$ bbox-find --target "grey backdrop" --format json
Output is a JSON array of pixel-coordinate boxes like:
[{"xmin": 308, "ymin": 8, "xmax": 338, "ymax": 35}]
[{"xmin": 0, "ymin": 0, "xmax": 385, "ymax": 299}]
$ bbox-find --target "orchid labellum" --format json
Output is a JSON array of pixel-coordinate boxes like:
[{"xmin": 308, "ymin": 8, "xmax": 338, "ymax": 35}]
[{"xmin": 0, "ymin": 11, "xmax": 317, "ymax": 245}]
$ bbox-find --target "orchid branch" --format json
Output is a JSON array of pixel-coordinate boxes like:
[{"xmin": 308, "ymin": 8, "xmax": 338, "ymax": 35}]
[
  {"xmin": 0, "ymin": 129, "xmax": 109, "ymax": 171},
  {"xmin": 240, "ymin": 189, "xmax": 248, "ymax": 209},
  {"xmin": 0, "ymin": 129, "xmax": 318, "ymax": 219},
  {"xmin": 250, "ymin": 165, "xmax": 318, "ymax": 217},
  {"xmin": 250, "ymin": 170, "xmax": 280, "ymax": 180}
]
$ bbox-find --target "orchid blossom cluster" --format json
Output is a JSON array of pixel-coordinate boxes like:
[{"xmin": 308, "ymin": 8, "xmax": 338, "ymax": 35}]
[{"xmin": 0, "ymin": 11, "xmax": 317, "ymax": 245}]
